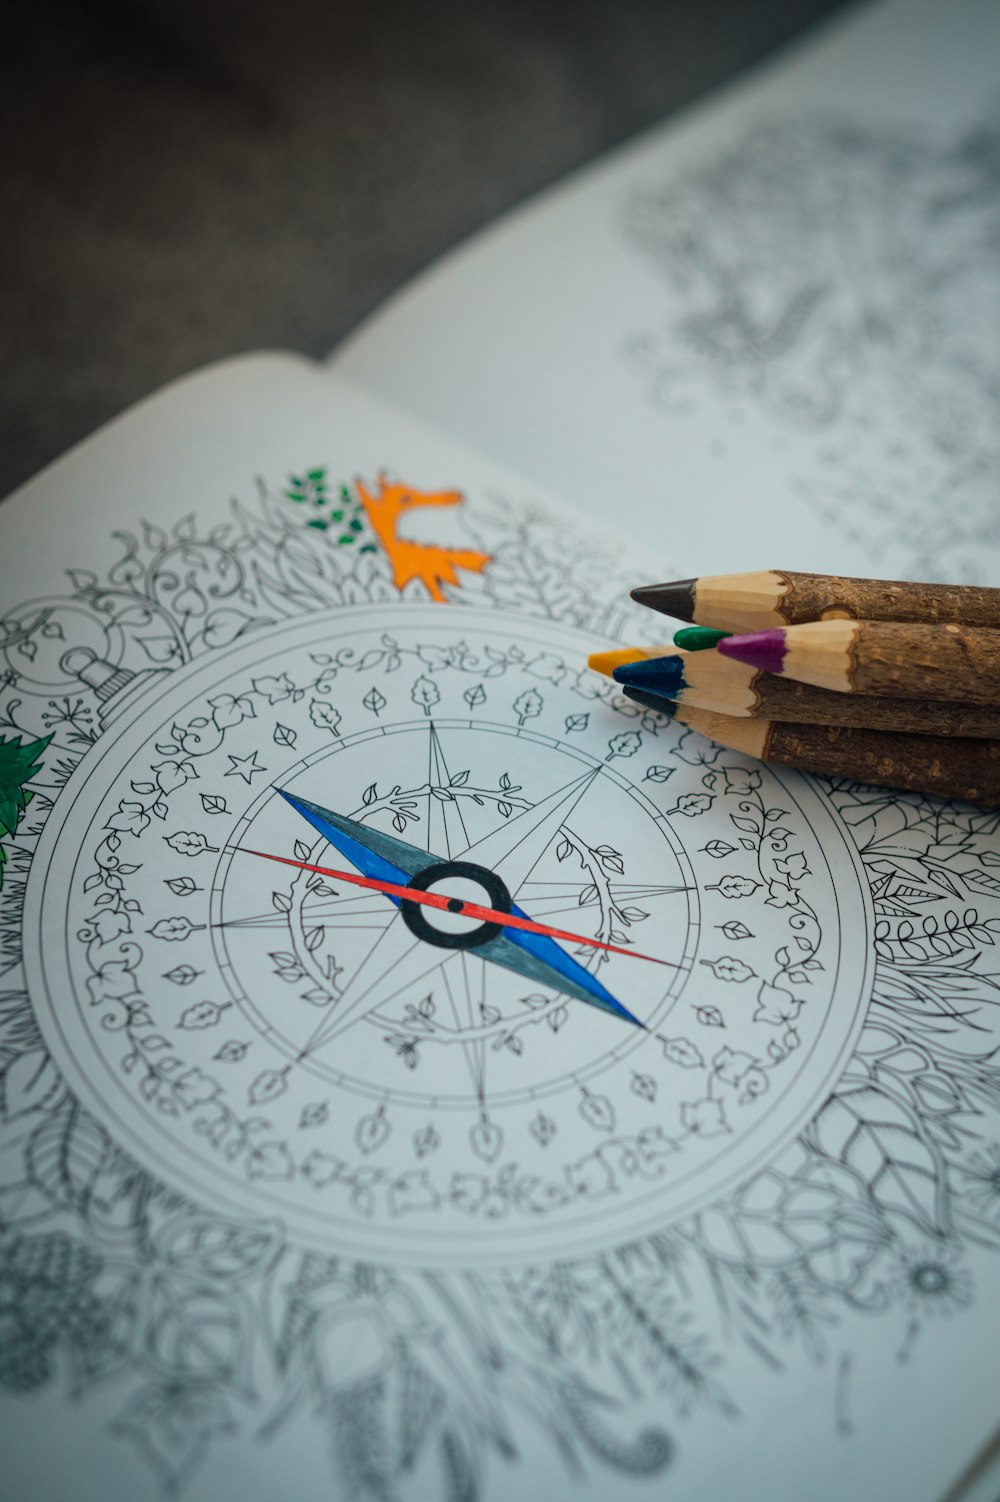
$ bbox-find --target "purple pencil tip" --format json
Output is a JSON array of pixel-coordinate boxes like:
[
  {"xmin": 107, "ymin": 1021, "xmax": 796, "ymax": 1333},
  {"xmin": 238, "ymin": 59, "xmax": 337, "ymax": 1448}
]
[{"xmin": 716, "ymin": 629, "xmax": 788, "ymax": 675}]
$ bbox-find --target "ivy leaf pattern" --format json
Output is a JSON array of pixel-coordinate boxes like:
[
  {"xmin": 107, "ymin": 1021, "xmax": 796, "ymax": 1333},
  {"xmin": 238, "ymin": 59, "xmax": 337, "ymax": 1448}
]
[
  {"xmin": 469, "ymin": 1116, "xmax": 503, "ymax": 1163},
  {"xmin": 163, "ymin": 964, "xmax": 201, "ymax": 985},
  {"xmin": 246, "ymin": 1143, "xmax": 294, "ymax": 1181},
  {"xmin": 718, "ymin": 921, "xmax": 754, "ymax": 940},
  {"xmin": 708, "ymin": 875, "xmax": 760, "ymax": 899},
  {"xmin": 165, "ymin": 830, "xmax": 218, "ymax": 858},
  {"xmin": 700, "ymin": 956, "xmax": 755, "ymax": 983},
  {"xmin": 355, "ymin": 1107, "xmax": 390, "ymax": 1155},
  {"xmin": 606, "ymin": 731, "xmax": 641, "ymax": 762},
  {"xmin": 667, "ymin": 793, "xmax": 714, "ymax": 818},
  {"xmin": 214, "ymin": 1040, "xmax": 251, "ymax": 1063},
  {"xmin": 754, "ymin": 981, "xmax": 804, "ymax": 1027},
  {"xmin": 299, "ymin": 1101, "xmax": 329, "ymax": 1129},
  {"xmin": 529, "ymin": 1112, "xmax": 557, "ymax": 1147},
  {"xmin": 413, "ymin": 1124, "xmax": 441, "ymax": 1158},
  {"xmin": 178, "ymin": 1001, "xmax": 229, "ymax": 1030},
  {"xmin": 661, "ymin": 1037, "xmax": 705, "ymax": 1070},
  {"xmin": 681, "ymin": 1099, "xmax": 730, "ymax": 1138},
  {"xmin": 512, "ymin": 689, "xmax": 543, "ymax": 727},
  {"xmin": 631, "ymin": 1073, "xmax": 658, "ymax": 1104},
  {"xmin": 308, "ymin": 700, "xmax": 342, "ymax": 736},
  {"xmin": 579, "ymin": 1092, "xmax": 615, "ymax": 1133},
  {"xmin": 148, "ymin": 916, "xmax": 202, "ymax": 942},
  {"xmin": 248, "ymin": 1069, "xmax": 290, "ymax": 1106},
  {"xmin": 411, "ymin": 677, "xmax": 440, "ymax": 717}
]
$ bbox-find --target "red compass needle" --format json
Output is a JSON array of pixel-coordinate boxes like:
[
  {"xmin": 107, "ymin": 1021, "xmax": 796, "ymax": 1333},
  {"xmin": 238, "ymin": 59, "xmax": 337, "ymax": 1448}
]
[{"xmin": 240, "ymin": 848, "xmax": 676, "ymax": 967}]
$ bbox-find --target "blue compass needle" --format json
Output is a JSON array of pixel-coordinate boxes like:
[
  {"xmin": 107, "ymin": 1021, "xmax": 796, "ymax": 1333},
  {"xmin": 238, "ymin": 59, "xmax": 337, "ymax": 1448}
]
[{"xmin": 275, "ymin": 788, "xmax": 645, "ymax": 1028}]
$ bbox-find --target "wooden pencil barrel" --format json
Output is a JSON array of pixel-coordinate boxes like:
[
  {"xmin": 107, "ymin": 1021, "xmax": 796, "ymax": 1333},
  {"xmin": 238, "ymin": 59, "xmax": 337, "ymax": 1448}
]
[
  {"xmin": 765, "ymin": 723, "xmax": 1000, "ymax": 805},
  {"xmin": 775, "ymin": 572, "xmax": 1000, "ymax": 628},
  {"xmin": 848, "ymin": 622, "xmax": 1000, "ymax": 703},
  {"xmin": 751, "ymin": 677, "xmax": 1000, "ymax": 736}
]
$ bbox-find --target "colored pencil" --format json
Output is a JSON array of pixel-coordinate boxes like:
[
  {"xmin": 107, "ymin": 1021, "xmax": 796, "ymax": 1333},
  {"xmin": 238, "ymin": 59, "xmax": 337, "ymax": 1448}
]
[
  {"xmin": 716, "ymin": 620, "xmax": 1000, "ymax": 704},
  {"xmin": 619, "ymin": 689, "xmax": 1000, "ymax": 806},
  {"xmin": 589, "ymin": 628, "xmax": 727, "ymax": 677},
  {"xmin": 631, "ymin": 571, "xmax": 1000, "ymax": 634},
  {"xmin": 603, "ymin": 649, "xmax": 1000, "ymax": 737},
  {"xmin": 590, "ymin": 642, "xmax": 725, "ymax": 676}
]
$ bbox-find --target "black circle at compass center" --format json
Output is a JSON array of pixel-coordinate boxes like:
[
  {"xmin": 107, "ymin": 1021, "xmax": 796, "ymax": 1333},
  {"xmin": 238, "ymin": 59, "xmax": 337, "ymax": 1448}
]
[{"xmin": 400, "ymin": 861, "xmax": 513, "ymax": 950}]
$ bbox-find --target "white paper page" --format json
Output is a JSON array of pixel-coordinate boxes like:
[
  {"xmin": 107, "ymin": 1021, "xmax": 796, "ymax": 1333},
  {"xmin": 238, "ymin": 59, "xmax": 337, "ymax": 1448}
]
[
  {"xmin": 2, "ymin": 354, "xmax": 1000, "ymax": 1502},
  {"xmin": 333, "ymin": 0, "xmax": 1000, "ymax": 588}
]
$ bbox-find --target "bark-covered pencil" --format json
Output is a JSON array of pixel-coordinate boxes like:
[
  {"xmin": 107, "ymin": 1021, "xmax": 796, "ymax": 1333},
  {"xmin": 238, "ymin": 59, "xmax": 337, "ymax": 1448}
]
[
  {"xmin": 631, "ymin": 571, "xmax": 1000, "ymax": 633},
  {"xmin": 604, "ymin": 650, "xmax": 1000, "ymax": 737},
  {"xmin": 715, "ymin": 620, "xmax": 1000, "ymax": 705},
  {"xmin": 618, "ymin": 689, "xmax": 1000, "ymax": 806}
]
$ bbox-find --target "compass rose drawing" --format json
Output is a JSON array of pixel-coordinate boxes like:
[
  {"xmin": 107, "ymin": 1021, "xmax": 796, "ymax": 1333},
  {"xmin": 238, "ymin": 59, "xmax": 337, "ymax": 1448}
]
[
  {"xmin": 25, "ymin": 604, "xmax": 871, "ymax": 1263},
  {"xmin": 216, "ymin": 723, "xmax": 694, "ymax": 1117},
  {"xmin": 248, "ymin": 775, "xmax": 661, "ymax": 1038}
]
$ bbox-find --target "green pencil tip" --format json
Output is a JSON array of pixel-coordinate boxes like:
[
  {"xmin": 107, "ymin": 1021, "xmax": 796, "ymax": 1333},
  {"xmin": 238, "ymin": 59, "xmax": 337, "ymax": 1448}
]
[{"xmin": 673, "ymin": 626, "xmax": 731, "ymax": 651}]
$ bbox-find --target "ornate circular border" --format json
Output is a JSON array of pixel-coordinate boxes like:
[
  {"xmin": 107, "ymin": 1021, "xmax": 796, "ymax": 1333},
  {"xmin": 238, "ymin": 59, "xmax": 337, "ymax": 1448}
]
[{"xmin": 25, "ymin": 603, "xmax": 874, "ymax": 1265}]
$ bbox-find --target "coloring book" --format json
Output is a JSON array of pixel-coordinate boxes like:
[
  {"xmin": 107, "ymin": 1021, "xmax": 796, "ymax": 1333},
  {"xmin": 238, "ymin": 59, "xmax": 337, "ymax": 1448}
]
[{"xmin": 2, "ymin": 2, "xmax": 999, "ymax": 1499}]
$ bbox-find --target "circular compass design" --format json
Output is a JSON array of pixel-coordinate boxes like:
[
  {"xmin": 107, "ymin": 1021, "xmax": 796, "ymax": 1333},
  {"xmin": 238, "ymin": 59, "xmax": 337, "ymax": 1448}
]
[{"xmin": 26, "ymin": 604, "xmax": 872, "ymax": 1264}]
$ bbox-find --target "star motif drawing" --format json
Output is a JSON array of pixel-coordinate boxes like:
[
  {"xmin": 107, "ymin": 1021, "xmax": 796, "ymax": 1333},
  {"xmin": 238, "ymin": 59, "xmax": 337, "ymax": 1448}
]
[{"xmin": 225, "ymin": 750, "xmax": 267, "ymax": 784}]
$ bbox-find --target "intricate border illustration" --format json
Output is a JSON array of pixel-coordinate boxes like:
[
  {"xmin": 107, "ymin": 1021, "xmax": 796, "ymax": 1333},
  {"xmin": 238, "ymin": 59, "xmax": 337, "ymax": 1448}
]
[{"xmin": 1, "ymin": 473, "xmax": 999, "ymax": 1496}]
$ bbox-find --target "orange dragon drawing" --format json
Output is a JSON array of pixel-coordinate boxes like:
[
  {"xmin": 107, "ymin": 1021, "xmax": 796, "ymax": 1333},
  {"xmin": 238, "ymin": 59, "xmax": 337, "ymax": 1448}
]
[{"xmin": 355, "ymin": 473, "xmax": 492, "ymax": 604}]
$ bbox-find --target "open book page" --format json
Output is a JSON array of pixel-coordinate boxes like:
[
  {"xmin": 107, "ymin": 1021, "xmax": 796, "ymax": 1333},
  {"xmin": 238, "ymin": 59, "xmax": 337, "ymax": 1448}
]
[
  {"xmin": 333, "ymin": 0, "xmax": 1000, "ymax": 586},
  {"xmin": 2, "ymin": 353, "xmax": 1000, "ymax": 1502}
]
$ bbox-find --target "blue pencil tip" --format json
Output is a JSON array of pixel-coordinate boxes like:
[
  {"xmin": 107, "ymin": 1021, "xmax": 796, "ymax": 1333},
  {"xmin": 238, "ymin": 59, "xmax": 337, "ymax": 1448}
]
[{"xmin": 612, "ymin": 654, "xmax": 686, "ymax": 695}]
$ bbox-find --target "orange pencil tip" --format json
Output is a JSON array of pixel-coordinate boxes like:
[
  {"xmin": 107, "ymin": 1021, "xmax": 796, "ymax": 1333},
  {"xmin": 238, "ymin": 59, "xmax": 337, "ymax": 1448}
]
[{"xmin": 588, "ymin": 647, "xmax": 649, "ymax": 677}]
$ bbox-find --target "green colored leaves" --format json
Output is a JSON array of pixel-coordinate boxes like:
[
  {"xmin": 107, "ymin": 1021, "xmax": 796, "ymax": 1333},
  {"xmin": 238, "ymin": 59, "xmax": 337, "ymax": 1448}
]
[
  {"xmin": 282, "ymin": 470, "xmax": 378, "ymax": 551},
  {"xmin": 0, "ymin": 733, "xmax": 51, "ymax": 890}
]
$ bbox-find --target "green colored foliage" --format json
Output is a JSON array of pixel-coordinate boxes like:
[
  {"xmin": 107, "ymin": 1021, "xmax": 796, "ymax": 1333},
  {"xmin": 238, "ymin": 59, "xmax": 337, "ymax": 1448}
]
[
  {"xmin": 282, "ymin": 469, "xmax": 378, "ymax": 551},
  {"xmin": 0, "ymin": 734, "xmax": 51, "ymax": 889},
  {"xmin": 284, "ymin": 467, "xmax": 330, "ymax": 508}
]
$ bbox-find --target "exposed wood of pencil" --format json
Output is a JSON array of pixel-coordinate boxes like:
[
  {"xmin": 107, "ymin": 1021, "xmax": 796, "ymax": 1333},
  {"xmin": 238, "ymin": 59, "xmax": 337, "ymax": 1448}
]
[
  {"xmin": 674, "ymin": 705, "xmax": 1000, "ymax": 805},
  {"xmin": 718, "ymin": 619, "xmax": 1000, "ymax": 703},
  {"xmin": 633, "ymin": 570, "xmax": 1000, "ymax": 632},
  {"xmin": 675, "ymin": 654, "xmax": 1000, "ymax": 733},
  {"xmin": 598, "ymin": 644, "xmax": 1000, "ymax": 735},
  {"xmin": 701, "ymin": 676, "xmax": 1000, "ymax": 735}
]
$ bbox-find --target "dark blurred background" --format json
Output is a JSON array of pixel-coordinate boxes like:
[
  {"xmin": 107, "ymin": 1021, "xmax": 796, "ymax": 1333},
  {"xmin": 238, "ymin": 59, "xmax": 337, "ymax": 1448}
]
[{"xmin": 1, "ymin": 0, "xmax": 845, "ymax": 498}]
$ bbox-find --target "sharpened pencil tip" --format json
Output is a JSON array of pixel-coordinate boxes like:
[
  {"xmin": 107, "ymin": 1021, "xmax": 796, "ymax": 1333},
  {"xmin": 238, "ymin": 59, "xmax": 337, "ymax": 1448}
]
[
  {"xmin": 716, "ymin": 630, "xmax": 788, "ymax": 674},
  {"xmin": 588, "ymin": 647, "xmax": 648, "ymax": 677},
  {"xmin": 673, "ymin": 626, "xmax": 730, "ymax": 651},
  {"xmin": 620, "ymin": 685, "xmax": 678, "ymax": 718},
  {"xmin": 630, "ymin": 578, "xmax": 697, "ymax": 620},
  {"xmin": 613, "ymin": 655, "xmax": 685, "ymax": 695}
]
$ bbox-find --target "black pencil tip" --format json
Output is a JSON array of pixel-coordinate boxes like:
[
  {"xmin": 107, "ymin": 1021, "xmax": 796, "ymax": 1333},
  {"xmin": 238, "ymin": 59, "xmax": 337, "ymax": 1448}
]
[
  {"xmin": 620, "ymin": 685, "xmax": 677, "ymax": 718},
  {"xmin": 630, "ymin": 579, "xmax": 697, "ymax": 621}
]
